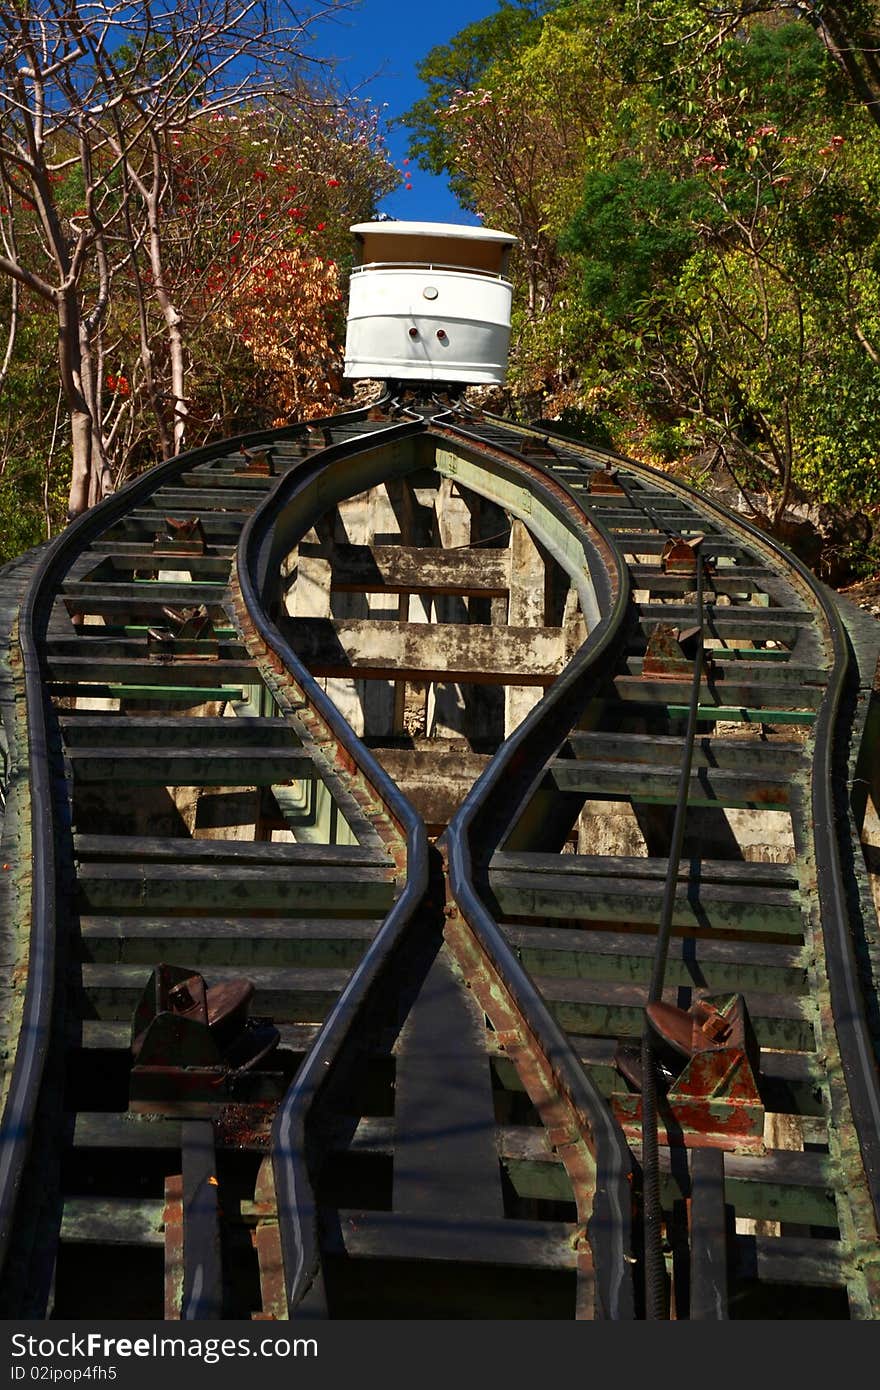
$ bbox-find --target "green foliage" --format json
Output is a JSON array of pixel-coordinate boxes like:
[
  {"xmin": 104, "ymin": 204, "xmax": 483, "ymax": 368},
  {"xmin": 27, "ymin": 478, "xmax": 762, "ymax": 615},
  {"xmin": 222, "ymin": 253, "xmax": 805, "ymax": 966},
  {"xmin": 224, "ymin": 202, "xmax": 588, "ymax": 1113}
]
[
  {"xmin": 542, "ymin": 404, "xmax": 614, "ymax": 449},
  {"xmin": 404, "ymin": 0, "xmax": 880, "ymax": 537},
  {"xmin": 562, "ymin": 162, "xmax": 711, "ymax": 322}
]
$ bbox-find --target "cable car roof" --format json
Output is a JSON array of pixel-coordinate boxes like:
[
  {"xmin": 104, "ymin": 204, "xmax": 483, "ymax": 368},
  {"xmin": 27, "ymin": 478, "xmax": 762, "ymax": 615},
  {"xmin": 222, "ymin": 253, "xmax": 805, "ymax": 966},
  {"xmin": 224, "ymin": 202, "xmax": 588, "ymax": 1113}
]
[{"xmin": 350, "ymin": 220, "xmax": 516, "ymax": 245}]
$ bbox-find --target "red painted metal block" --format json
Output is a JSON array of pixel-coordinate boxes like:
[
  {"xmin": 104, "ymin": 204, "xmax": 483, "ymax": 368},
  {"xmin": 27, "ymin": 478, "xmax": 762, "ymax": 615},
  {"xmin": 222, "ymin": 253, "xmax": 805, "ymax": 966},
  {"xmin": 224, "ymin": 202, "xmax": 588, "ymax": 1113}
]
[
  {"xmin": 613, "ymin": 994, "xmax": 765, "ymax": 1153},
  {"xmin": 153, "ymin": 516, "xmax": 207, "ymax": 555},
  {"xmin": 661, "ymin": 534, "xmax": 710, "ymax": 576},
  {"xmin": 588, "ymin": 466, "xmax": 624, "ymax": 497}
]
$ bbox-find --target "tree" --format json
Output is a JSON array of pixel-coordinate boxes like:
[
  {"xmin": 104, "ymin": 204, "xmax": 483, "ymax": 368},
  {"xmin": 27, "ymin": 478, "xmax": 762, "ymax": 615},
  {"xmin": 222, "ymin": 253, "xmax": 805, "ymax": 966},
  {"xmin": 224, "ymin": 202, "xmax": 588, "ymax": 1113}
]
[
  {"xmin": 406, "ymin": 1, "xmax": 880, "ymax": 529},
  {"xmin": 0, "ymin": 0, "xmax": 354, "ymax": 518},
  {"xmin": 398, "ymin": 0, "xmax": 552, "ymax": 205}
]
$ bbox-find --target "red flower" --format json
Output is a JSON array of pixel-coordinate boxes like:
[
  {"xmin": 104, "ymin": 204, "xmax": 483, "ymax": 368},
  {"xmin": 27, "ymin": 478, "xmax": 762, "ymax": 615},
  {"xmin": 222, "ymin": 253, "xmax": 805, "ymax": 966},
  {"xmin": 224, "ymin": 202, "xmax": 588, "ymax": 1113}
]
[
  {"xmin": 326, "ymin": 177, "xmax": 340, "ymax": 187},
  {"xmin": 316, "ymin": 222, "xmax": 326, "ymax": 230},
  {"xmin": 253, "ymin": 170, "xmax": 267, "ymax": 180}
]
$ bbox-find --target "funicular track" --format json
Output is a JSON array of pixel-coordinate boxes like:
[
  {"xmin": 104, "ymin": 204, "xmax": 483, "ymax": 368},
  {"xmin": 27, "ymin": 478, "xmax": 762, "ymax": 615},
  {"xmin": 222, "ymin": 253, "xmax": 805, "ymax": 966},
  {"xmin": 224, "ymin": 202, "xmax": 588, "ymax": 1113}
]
[{"xmin": 0, "ymin": 396, "xmax": 877, "ymax": 1319}]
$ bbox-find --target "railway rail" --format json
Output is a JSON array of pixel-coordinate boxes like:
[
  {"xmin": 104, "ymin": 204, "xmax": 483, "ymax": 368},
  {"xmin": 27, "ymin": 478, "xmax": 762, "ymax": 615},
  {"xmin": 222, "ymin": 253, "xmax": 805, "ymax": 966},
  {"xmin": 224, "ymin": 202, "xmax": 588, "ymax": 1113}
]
[{"xmin": 0, "ymin": 396, "xmax": 877, "ymax": 1319}]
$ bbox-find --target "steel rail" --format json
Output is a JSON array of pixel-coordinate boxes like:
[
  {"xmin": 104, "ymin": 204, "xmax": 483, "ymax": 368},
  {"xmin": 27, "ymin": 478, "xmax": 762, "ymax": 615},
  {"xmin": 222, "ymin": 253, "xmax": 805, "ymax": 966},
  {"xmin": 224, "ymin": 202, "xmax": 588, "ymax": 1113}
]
[
  {"xmin": 235, "ymin": 419, "xmax": 432, "ymax": 1315},
  {"xmin": 240, "ymin": 412, "xmax": 644, "ymax": 1317},
  {"xmin": 3, "ymin": 389, "xmax": 877, "ymax": 1317},
  {"xmin": 437, "ymin": 416, "xmax": 638, "ymax": 1320},
  {"xmin": 0, "ymin": 401, "xmax": 382, "ymax": 1283}
]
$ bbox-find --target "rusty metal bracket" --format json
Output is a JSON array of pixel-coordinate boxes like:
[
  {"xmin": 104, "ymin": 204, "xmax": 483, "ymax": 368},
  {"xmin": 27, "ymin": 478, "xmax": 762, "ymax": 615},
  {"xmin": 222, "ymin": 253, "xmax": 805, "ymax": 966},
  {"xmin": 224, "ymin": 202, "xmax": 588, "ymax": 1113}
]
[
  {"xmin": 661, "ymin": 534, "xmax": 713, "ymax": 576},
  {"xmin": 588, "ymin": 465, "xmax": 624, "ymax": 497},
  {"xmin": 614, "ymin": 994, "xmax": 764, "ymax": 1152},
  {"xmin": 240, "ymin": 448, "xmax": 274, "ymax": 477},
  {"xmin": 146, "ymin": 604, "xmax": 217, "ymax": 657},
  {"xmin": 153, "ymin": 516, "xmax": 207, "ymax": 556},
  {"xmin": 130, "ymin": 963, "xmax": 283, "ymax": 1115},
  {"xmin": 642, "ymin": 623, "xmax": 714, "ymax": 679}
]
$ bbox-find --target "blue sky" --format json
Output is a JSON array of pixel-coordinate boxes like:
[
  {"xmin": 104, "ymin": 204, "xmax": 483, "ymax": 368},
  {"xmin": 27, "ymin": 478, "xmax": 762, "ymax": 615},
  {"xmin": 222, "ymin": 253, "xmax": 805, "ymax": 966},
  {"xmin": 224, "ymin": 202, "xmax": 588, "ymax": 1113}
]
[{"xmin": 313, "ymin": 0, "xmax": 500, "ymax": 223}]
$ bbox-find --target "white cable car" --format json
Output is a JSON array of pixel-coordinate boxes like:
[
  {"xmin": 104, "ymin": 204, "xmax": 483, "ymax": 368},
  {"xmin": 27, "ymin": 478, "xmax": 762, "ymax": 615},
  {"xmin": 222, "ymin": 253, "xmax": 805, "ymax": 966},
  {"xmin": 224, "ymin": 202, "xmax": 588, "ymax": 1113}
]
[{"xmin": 344, "ymin": 221, "xmax": 516, "ymax": 386}]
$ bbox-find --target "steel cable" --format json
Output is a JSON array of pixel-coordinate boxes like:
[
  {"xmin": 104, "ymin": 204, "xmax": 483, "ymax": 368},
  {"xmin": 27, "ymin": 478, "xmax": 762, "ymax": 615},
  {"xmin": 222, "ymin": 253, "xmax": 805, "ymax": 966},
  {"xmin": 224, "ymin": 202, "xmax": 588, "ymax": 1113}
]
[{"xmin": 641, "ymin": 553, "xmax": 705, "ymax": 1318}]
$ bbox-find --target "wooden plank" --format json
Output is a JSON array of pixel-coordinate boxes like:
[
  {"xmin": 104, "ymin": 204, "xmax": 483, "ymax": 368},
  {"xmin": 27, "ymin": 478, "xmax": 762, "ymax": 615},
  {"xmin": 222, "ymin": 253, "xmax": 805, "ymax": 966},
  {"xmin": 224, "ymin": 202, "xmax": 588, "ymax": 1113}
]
[
  {"xmin": 311, "ymin": 543, "xmax": 509, "ymax": 597},
  {"xmin": 501, "ymin": 923, "xmax": 807, "ymax": 995},
  {"xmin": 278, "ymin": 617, "xmax": 565, "ymax": 685},
  {"xmin": 491, "ymin": 851, "xmax": 799, "ymax": 888},
  {"xmin": 73, "ymin": 834, "xmax": 390, "ymax": 868},
  {"xmin": 637, "ymin": 604, "xmax": 811, "ymax": 643},
  {"xmin": 47, "ymin": 637, "xmax": 248, "ymax": 660},
  {"xmin": 115, "ymin": 509, "xmax": 249, "ymax": 533},
  {"xmin": 625, "ymin": 658, "xmax": 825, "ymax": 690},
  {"xmin": 75, "ymin": 1018, "xmax": 321, "ymax": 1054},
  {"xmin": 60, "ymin": 715, "xmax": 296, "ymax": 749},
  {"xmin": 77, "ymin": 963, "xmax": 351, "ymax": 1022},
  {"xmin": 601, "ymin": 698, "xmax": 817, "ymax": 727},
  {"xmin": 87, "ymin": 540, "xmax": 236, "ymax": 560},
  {"xmin": 60, "ymin": 1197, "xmax": 165, "ymax": 1246},
  {"xmin": 567, "ymin": 731, "xmax": 805, "ymax": 774},
  {"xmin": 582, "ymin": 492, "xmax": 693, "ymax": 513},
  {"xmin": 181, "ymin": 1121, "xmax": 223, "ymax": 1320},
  {"xmin": 62, "ymin": 581, "xmax": 225, "ymax": 604},
  {"xmin": 614, "ymin": 535, "xmax": 749, "ymax": 559},
  {"xmin": 76, "ymin": 862, "xmax": 397, "ymax": 914},
  {"xmin": 51, "ymin": 683, "xmax": 249, "ymax": 703},
  {"xmin": 601, "ymin": 512, "xmax": 710, "ymax": 531},
  {"xmin": 179, "ymin": 472, "xmax": 275, "ymax": 491},
  {"xmin": 74, "ymin": 1113, "xmax": 181, "ymax": 1150},
  {"xmin": 79, "ymin": 915, "xmax": 381, "ymax": 967},
  {"xmin": 393, "ymin": 949, "xmax": 503, "ymax": 1220},
  {"xmin": 546, "ymin": 758, "xmax": 792, "ymax": 809},
  {"xmin": 614, "ymin": 676, "xmax": 823, "ymax": 713},
  {"xmin": 68, "ymin": 746, "xmax": 315, "ymax": 786},
  {"xmin": 143, "ymin": 487, "xmax": 264, "ymax": 510},
  {"xmin": 733, "ymin": 1235, "xmax": 845, "ymax": 1287},
  {"xmin": 689, "ymin": 1148, "xmax": 729, "ymax": 1320},
  {"xmin": 322, "ymin": 1209, "xmax": 578, "ymax": 1269},
  {"xmin": 629, "ymin": 566, "xmax": 772, "ymax": 597},
  {"xmin": 536, "ymin": 976, "xmax": 814, "ymax": 1050},
  {"xmin": 45, "ymin": 657, "xmax": 258, "ymax": 685},
  {"xmin": 489, "ymin": 870, "xmax": 804, "ymax": 935}
]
